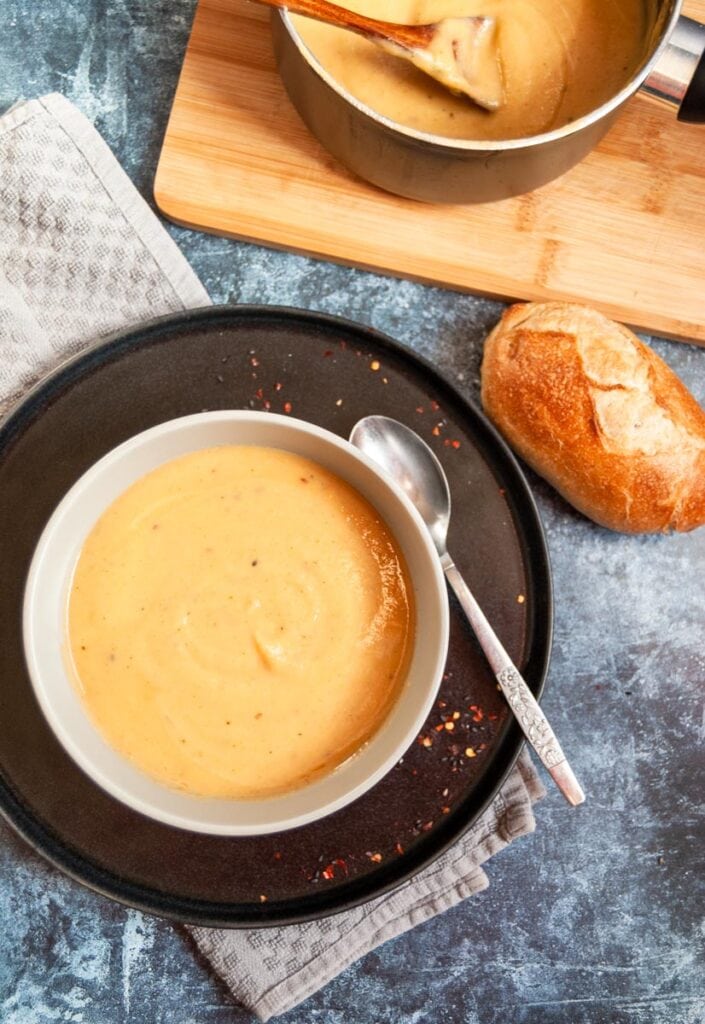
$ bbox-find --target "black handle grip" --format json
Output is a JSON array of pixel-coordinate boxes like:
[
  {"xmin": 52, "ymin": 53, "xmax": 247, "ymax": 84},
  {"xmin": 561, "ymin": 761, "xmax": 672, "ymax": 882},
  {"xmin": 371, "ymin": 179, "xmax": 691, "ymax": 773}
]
[{"xmin": 679, "ymin": 45, "xmax": 705, "ymax": 123}]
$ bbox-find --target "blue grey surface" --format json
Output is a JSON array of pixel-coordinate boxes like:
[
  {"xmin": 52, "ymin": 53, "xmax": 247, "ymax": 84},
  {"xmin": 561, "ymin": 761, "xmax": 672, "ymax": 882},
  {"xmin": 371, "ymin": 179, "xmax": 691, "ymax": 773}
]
[{"xmin": 0, "ymin": 1, "xmax": 704, "ymax": 1022}]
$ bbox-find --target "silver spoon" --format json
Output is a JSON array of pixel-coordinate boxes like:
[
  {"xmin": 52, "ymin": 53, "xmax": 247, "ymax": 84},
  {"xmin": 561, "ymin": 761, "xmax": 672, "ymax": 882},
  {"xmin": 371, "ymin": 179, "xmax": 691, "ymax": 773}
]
[{"xmin": 350, "ymin": 415, "xmax": 585, "ymax": 807}]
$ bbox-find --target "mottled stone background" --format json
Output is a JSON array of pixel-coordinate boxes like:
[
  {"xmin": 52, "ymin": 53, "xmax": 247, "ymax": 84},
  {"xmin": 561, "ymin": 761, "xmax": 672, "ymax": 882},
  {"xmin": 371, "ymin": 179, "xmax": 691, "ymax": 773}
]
[{"xmin": 0, "ymin": 1, "xmax": 703, "ymax": 1022}]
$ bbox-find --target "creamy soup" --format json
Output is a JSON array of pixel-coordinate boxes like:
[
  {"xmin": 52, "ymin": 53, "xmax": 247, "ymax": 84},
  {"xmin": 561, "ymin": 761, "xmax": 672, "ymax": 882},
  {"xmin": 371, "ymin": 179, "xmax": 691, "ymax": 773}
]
[
  {"xmin": 292, "ymin": 0, "xmax": 651, "ymax": 140},
  {"xmin": 68, "ymin": 446, "xmax": 414, "ymax": 800}
]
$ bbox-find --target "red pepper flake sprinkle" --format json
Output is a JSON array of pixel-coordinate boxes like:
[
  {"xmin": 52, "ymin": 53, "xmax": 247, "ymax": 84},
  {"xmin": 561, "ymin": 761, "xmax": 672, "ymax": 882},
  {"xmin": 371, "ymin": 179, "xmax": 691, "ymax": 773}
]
[
  {"xmin": 430, "ymin": 400, "xmax": 440, "ymax": 412},
  {"xmin": 395, "ymin": 842, "xmax": 404, "ymax": 855},
  {"xmin": 273, "ymin": 852, "xmax": 282, "ymax": 860},
  {"xmin": 432, "ymin": 425, "xmax": 441, "ymax": 437},
  {"xmin": 421, "ymin": 820, "xmax": 434, "ymax": 832},
  {"xmin": 274, "ymin": 382, "xmax": 283, "ymax": 392},
  {"xmin": 452, "ymin": 711, "xmax": 461, "ymax": 720},
  {"xmin": 335, "ymin": 398, "xmax": 343, "ymax": 406},
  {"xmin": 434, "ymin": 723, "xmax": 445, "ymax": 732},
  {"xmin": 517, "ymin": 594, "xmax": 526, "ymax": 604},
  {"xmin": 437, "ymin": 699, "xmax": 447, "ymax": 708},
  {"xmin": 451, "ymin": 440, "xmax": 461, "ymax": 449},
  {"xmin": 370, "ymin": 359, "xmax": 381, "ymax": 371},
  {"xmin": 488, "ymin": 712, "xmax": 499, "ymax": 721},
  {"xmin": 283, "ymin": 401, "xmax": 293, "ymax": 414},
  {"xmin": 418, "ymin": 735, "xmax": 433, "ymax": 748},
  {"xmin": 444, "ymin": 721, "xmax": 455, "ymax": 731},
  {"xmin": 478, "ymin": 742, "xmax": 487, "ymax": 751},
  {"xmin": 416, "ymin": 405, "xmax": 425, "ymax": 414},
  {"xmin": 441, "ymin": 806, "xmax": 450, "ymax": 814},
  {"xmin": 468, "ymin": 705, "xmax": 484, "ymax": 722},
  {"xmin": 255, "ymin": 387, "xmax": 264, "ymax": 400},
  {"xmin": 323, "ymin": 349, "xmax": 333, "ymax": 357},
  {"xmin": 382, "ymin": 377, "xmax": 389, "ymax": 384},
  {"xmin": 314, "ymin": 857, "xmax": 349, "ymax": 882},
  {"xmin": 442, "ymin": 787, "xmax": 449, "ymax": 798},
  {"xmin": 263, "ymin": 400, "xmax": 271, "ymax": 410},
  {"xmin": 259, "ymin": 894, "xmax": 267, "ymax": 902},
  {"xmin": 499, "ymin": 487, "xmax": 506, "ymax": 496},
  {"xmin": 250, "ymin": 356, "xmax": 259, "ymax": 367},
  {"xmin": 465, "ymin": 747, "xmax": 476, "ymax": 758},
  {"xmin": 367, "ymin": 852, "xmax": 383, "ymax": 863}
]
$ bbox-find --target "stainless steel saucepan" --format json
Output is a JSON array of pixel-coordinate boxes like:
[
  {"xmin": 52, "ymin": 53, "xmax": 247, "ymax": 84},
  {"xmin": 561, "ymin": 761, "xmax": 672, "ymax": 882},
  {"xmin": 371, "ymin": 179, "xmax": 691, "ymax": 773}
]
[{"xmin": 272, "ymin": 0, "xmax": 705, "ymax": 203}]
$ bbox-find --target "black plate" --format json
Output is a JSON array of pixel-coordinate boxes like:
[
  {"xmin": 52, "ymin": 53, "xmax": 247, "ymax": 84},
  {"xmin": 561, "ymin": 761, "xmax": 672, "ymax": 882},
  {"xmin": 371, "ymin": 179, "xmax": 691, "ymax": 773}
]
[{"xmin": 0, "ymin": 306, "xmax": 551, "ymax": 927}]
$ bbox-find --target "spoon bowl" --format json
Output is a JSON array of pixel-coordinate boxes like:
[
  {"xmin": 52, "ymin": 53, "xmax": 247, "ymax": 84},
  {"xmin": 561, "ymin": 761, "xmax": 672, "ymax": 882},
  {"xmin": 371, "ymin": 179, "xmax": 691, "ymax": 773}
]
[{"xmin": 253, "ymin": 0, "xmax": 504, "ymax": 110}]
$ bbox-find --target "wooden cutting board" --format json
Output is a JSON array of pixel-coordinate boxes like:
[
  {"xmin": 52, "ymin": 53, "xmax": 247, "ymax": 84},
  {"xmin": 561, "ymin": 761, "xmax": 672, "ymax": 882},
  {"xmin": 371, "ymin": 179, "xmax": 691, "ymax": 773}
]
[{"xmin": 155, "ymin": 0, "xmax": 705, "ymax": 343}]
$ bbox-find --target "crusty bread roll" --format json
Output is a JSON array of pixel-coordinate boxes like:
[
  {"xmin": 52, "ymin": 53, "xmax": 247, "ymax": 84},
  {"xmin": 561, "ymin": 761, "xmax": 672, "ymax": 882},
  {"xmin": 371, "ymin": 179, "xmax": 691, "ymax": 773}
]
[{"xmin": 480, "ymin": 302, "xmax": 705, "ymax": 533}]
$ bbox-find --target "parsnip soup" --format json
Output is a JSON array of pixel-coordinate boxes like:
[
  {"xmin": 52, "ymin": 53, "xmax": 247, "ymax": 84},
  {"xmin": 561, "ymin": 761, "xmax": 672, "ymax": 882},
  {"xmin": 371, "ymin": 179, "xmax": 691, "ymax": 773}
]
[
  {"xmin": 68, "ymin": 446, "xmax": 415, "ymax": 800},
  {"xmin": 292, "ymin": 0, "xmax": 650, "ymax": 141}
]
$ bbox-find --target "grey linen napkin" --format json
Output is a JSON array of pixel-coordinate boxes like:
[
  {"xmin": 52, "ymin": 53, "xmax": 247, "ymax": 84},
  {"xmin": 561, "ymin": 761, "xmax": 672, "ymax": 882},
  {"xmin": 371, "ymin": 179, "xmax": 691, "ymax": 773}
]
[{"xmin": 0, "ymin": 93, "xmax": 545, "ymax": 1021}]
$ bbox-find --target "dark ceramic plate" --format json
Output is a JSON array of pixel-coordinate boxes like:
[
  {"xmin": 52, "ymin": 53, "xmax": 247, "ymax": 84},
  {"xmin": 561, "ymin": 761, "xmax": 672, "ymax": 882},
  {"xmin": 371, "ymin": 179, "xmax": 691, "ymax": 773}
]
[{"xmin": 0, "ymin": 306, "xmax": 551, "ymax": 927}]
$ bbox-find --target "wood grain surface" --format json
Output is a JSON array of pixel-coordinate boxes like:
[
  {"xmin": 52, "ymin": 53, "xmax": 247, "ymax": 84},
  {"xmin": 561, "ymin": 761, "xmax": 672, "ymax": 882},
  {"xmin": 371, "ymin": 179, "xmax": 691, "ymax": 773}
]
[{"xmin": 154, "ymin": 0, "xmax": 705, "ymax": 343}]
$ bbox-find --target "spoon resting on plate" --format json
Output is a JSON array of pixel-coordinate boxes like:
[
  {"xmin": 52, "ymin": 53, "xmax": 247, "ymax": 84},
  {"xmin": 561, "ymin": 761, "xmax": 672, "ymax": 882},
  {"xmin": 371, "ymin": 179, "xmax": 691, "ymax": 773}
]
[
  {"xmin": 254, "ymin": 0, "xmax": 505, "ymax": 110},
  {"xmin": 350, "ymin": 415, "xmax": 585, "ymax": 807}
]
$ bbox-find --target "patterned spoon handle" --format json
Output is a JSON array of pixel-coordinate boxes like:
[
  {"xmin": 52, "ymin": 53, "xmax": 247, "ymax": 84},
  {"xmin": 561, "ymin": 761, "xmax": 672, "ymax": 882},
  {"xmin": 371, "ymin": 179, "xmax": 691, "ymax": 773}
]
[{"xmin": 441, "ymin": 552, "xmax": 585, "ymax": 806}]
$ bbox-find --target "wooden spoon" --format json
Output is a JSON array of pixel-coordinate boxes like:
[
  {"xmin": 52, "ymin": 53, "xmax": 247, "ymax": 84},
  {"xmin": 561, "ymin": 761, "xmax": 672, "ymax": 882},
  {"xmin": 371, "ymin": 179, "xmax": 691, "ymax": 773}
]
[{"xmin": 258, "ymin": 0, "xmax": 505, "ymax": 111}]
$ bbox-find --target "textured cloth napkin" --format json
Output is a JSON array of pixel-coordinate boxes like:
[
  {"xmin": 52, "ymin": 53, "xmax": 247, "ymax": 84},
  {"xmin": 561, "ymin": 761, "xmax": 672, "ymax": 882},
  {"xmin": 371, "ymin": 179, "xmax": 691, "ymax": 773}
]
[{"xmin": 0, "ymin": 93, "xmax": 545, "ymax": 1021}]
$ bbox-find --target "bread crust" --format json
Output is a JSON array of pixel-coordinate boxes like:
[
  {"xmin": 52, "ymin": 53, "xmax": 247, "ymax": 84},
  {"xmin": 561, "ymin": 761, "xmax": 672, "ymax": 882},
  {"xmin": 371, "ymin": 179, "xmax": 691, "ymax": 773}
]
[{"xmin": 480, "ymin": 302, "xmax": 705, "ymax": 533}]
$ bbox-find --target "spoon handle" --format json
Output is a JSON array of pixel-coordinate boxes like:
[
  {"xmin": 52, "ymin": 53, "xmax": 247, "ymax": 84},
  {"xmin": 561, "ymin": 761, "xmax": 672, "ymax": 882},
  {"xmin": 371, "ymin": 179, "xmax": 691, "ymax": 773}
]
[
  {"xmin": 441, "ymin": 553, "xmax": 585, "ymax": 806},
  {"xmin": 248, "ymin": 0, "xmax": 429, "ymax": 49}
]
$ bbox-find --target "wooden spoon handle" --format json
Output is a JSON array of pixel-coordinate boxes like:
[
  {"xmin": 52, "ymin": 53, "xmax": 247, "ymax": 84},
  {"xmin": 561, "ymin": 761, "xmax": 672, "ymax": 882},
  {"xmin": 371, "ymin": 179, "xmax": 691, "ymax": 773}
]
[{"xmin": 250, "ymin": 0, "xmax": 430, "ymax": 49}]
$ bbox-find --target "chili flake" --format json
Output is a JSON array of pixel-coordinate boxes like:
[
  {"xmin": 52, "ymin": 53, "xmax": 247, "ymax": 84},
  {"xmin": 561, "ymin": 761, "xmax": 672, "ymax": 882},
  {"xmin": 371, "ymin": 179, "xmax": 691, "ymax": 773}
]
[
  {"xmin": 432, "ymin": 425, "xmax": 441, "ymax": 436},
  {"xmin": 517, "ymin": 594, "xmax": 526, "ymax": 604},
  {"xmin": 335, "ymin": 398, "xmax": 343, "ymax": 406},
  {"xmin": 395, "ymin": 842, "xmax": 404, "ymax": 855},
  {"xmin": 444, "ymin": 721, "xmax": 455, "ymax": 731},
  {"xmin": 283, "ymin": 401, "xmax": 293, "ymax": 414},
  {"xmin": 259, "ymin": 894, "xmax": 267, "ymax": 902},
  {"xmin": 465, "ymin": 747, "xmax": 476, "ymax": 758},
  {"xmin": 468, "ymin": 705, "xmax": 484, "ymax": 722},
  {"xmin": 430, "ymin": 400, "xmax": 440, "ymax": 412},
  {"xmin": 416, "ymin": 406, "xmax": 425, "ymax": 414},
  {"xmin": 367, "ymin": 852, "xmax": 383, "ymax": 863},
  {"xmin": 274, "ymin": 382, "xmax": 283, "ymax": 391},
  {"xmin": 370, "ymin": 359, "xmax": 381, "ymax": 371},
  {"xmin": 250, "ymin": 356, "xmax": 259, "ymax": 367}
]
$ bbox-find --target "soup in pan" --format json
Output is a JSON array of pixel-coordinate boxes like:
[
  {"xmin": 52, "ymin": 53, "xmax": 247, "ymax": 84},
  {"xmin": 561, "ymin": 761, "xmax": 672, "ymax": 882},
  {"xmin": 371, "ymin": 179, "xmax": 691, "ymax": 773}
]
[{"xmin": 292, "ymin": 0, "xmax": 652, "ymax": 140}]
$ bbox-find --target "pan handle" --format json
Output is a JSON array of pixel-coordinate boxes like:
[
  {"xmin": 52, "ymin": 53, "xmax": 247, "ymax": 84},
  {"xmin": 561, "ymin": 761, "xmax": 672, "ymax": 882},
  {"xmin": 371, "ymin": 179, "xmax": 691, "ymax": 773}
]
[{"xmin": 642, "ymin": 15, "xmax": 705, "ymax": 123}]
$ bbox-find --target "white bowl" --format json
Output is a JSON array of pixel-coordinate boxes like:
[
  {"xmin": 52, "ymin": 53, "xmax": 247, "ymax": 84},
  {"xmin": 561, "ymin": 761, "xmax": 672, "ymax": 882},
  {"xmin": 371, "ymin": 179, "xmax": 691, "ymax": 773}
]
[{"xmin": 23, "ymin": 412, "xmax": 449, "ymax": 835}]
